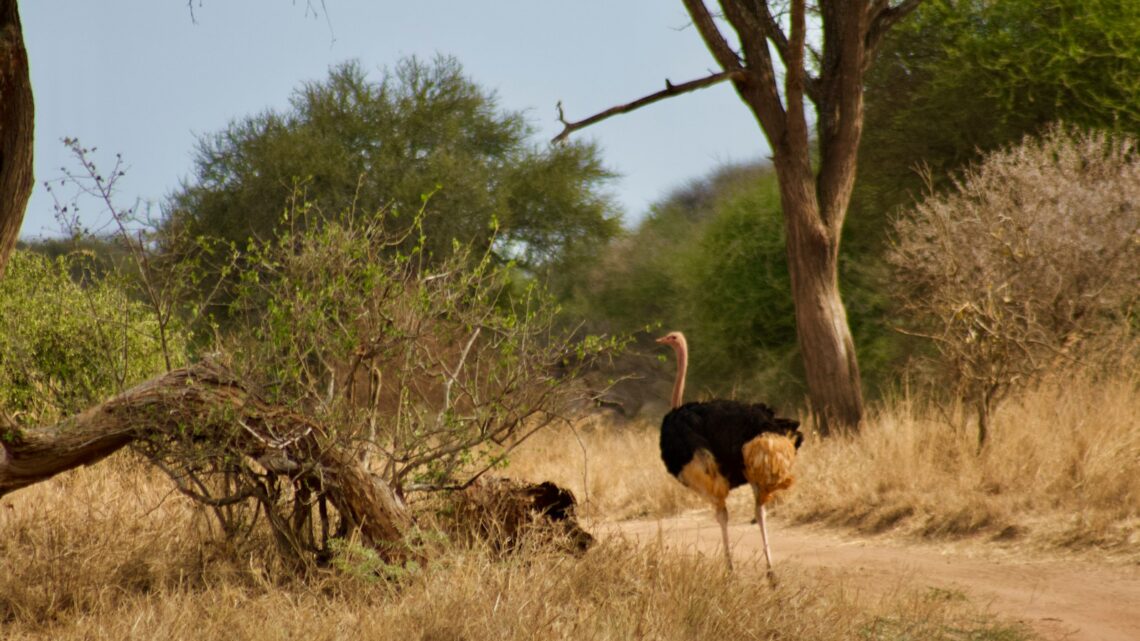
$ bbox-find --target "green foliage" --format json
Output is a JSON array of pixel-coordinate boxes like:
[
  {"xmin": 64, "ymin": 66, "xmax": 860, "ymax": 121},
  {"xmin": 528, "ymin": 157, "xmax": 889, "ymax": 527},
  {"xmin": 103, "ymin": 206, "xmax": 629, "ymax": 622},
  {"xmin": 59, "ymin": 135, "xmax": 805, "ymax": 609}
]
[
  {"xmin": 327, "ymin": 534, "xmax": 434, "ymax": 584},
  {"xmin": 0, "ymin": 251, "xmax": 188, "ymax": 425},
  {"xmin": 224, "ymin": 201, "xmax": 623, "ymax": 489},
  {"xmin": 567, "ymin": 164, "xmax": 806, "ymax": 404},
  {"xmin": 16, "ymin": 235, "xmax": 125, "ymax": 281},
  {"xmin": 680, "ymin": 175, "xmax": 800, "ymax": 399},
  {"xmin": 857, "ymin": 0, "xmax": 1140, "ymax": 220},
  {"xmin": 164, "ymin": 57, "xmax": 620, "ymax": 274}
]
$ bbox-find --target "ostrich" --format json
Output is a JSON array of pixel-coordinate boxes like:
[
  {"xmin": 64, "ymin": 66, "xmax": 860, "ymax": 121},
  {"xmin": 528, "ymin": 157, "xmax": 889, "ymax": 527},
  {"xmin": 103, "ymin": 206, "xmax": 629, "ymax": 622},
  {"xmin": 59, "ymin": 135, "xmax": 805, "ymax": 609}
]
[{"xmin": 656, "ymin": 330, "xmax": 802, "ymax": 577}]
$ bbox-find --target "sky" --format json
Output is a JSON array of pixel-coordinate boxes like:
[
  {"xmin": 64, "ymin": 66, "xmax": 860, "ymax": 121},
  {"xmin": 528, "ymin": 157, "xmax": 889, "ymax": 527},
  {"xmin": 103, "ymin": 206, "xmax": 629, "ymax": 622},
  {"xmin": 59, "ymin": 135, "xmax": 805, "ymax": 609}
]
[{"xmin": 19, "ymin": 1, "xmax": 768, "ymax": 239}]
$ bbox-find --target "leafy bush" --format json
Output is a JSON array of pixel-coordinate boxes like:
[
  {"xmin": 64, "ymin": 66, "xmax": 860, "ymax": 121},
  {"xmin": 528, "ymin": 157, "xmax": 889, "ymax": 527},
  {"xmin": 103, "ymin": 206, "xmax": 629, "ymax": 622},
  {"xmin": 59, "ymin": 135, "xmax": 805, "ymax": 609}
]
[
  {"xmin": 679, "ymin": 173, "xmax": 799, "ymax": 399},
  {"xmin": 0, "ymin": 250, "xmax": 188, "ymax": 425},
  {"xmin": 222, "ymin": 201, "xmax": 623, "ymax": 491}
]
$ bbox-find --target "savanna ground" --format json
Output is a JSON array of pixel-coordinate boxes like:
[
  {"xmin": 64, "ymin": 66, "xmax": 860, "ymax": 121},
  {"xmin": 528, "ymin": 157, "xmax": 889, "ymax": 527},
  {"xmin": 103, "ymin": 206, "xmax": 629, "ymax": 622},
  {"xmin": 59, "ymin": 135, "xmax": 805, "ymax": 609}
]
[{"xmin": 2, "ymin": 369, "xmax": 1136, "ymax": 640}]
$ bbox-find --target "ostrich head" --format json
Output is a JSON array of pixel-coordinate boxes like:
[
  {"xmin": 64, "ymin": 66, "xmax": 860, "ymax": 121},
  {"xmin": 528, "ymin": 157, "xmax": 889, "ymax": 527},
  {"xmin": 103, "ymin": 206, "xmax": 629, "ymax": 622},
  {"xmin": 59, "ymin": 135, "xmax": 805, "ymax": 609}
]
[
  {"xmin": 655, "ymin": 330, "xmax": 686, "ymax": 350},
  {"xmin": 656, "ymin": 331, "xmax": 688, "ymax": 408}
]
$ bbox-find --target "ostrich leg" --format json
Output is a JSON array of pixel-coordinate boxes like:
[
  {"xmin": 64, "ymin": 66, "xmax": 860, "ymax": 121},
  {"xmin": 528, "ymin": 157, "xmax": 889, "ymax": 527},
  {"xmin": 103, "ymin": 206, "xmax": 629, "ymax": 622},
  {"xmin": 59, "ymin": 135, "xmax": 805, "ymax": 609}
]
[
  {"xmin": 753, "ymin": 487, "xmax": 777, "ymax": 585},
  {"xmin": 715, "ymin": 500, "xmax": 733, "ymax": 571}
]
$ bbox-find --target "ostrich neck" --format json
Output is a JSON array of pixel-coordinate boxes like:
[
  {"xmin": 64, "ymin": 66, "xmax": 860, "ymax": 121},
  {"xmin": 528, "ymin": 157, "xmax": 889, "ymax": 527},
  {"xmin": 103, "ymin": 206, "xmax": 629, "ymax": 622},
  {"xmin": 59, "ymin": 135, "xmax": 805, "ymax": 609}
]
[{"xmin": 671, "ymin": 344, "xmax": 687, "ymax": 409}]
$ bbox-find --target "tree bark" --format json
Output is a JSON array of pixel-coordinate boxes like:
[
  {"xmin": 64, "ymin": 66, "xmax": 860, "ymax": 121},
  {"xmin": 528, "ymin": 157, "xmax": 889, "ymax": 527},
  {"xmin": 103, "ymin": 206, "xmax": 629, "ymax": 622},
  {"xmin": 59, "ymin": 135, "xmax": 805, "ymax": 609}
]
[
  {"xmin": 0, "ymin": 0, "xmax": 34, "ymax": 277},
  {"xmin": 779, "ymin": 178, "xmax": 865, "ymax": 433},
  {"xmin": 0, "ymin": 360, "xmax": 410, "ymax": 547}
]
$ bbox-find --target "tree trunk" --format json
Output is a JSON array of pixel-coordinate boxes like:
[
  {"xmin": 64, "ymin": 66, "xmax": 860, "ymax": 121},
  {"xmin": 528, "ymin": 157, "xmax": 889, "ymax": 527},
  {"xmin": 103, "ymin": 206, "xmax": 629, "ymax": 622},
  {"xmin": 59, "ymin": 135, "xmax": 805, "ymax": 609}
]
[
  {"xmin": 780, "ymin": 178, "xmax": 865, "ymax": 434},
  {"xmin": 734, "ymin": 78, "xmax": 866, "ymax": 435},
  {"xmin": 0, "ymin": 360, "xmax": 410, "ymax": 549},
  {"xmin": 0, "ymin": 0, "xmax": 34, "ymax": 277}
]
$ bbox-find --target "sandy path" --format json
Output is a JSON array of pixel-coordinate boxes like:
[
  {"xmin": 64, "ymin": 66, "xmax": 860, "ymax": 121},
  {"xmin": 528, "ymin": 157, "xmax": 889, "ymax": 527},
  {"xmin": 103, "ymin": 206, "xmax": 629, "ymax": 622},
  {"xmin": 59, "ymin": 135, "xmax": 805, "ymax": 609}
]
[{"xmin": 602, "ymin": 514, "xmax": 1140, "ymax": 641}]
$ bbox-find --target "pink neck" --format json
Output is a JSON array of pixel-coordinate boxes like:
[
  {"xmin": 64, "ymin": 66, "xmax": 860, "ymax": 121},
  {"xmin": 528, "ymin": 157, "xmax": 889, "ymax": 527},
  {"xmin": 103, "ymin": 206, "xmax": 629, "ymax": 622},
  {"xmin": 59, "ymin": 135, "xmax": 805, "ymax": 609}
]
[{"xmin": 670, "ymin": 339, "xmax": 688, "ymax": 409}]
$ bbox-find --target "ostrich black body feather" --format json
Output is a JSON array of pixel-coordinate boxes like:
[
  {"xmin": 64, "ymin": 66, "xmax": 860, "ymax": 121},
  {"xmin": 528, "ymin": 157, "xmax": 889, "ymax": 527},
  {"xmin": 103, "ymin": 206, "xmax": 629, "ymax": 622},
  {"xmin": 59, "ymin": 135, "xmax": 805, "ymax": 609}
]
[{"xmin": 660, "ymin": 400, "xmax": 802, "ymax": 487}]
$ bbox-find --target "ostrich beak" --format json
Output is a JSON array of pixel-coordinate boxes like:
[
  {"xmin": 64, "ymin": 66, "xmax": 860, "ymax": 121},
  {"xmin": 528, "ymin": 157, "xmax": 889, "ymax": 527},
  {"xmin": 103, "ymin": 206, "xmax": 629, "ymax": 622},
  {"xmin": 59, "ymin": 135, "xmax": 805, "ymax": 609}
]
[{"xmin": 655, "ymin": 335, "xmax": 668, "ymax": 344}]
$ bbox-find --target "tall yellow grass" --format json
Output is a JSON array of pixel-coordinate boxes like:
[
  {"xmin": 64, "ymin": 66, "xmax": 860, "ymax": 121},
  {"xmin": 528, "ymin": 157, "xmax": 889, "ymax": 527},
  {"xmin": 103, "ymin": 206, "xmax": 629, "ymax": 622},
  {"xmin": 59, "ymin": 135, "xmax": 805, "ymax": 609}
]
[
  {"xmin": 505, "ymin": 415, "xmax": 705, "ymax": 522},
  {"xmin": 510, "ymin": 369, "xmax": 1140, "ymax": 557},
  {"xmin": 6, "ymin": 367, "xmax": 1129, "ymax": 638},
  {"xmin": 790, "ymin": 371, "xmax": 1140, "ymax": 554},
  {"xmin": 0, "ymin": 458, "xmax": 1026, "ymax": 640}
]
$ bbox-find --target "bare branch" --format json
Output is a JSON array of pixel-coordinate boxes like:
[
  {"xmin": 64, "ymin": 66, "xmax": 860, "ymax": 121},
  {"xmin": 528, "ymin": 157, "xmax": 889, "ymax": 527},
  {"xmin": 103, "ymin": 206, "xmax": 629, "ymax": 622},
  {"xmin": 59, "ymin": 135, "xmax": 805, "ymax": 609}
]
[
  {"xmin": 681, "ymin": 0, "xmax": 744, "ymax": 71},
  {"xmin": 551, "ymin": 70, "xmax": 744, "ymax": 144},
  {"xmin": 784, "ymin": 0, "xmax": 808, "ymax": 128},
  {"xmin": 438, "ymin": 325, "xmax": 482, "ymax": 425}
]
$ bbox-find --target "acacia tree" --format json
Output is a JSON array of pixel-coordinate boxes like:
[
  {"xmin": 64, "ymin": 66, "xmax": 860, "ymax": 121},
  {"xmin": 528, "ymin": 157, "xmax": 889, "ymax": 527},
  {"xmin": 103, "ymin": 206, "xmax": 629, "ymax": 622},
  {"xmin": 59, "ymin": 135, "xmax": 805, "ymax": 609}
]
[{"xmin": 557, "ymin": 1, "xmax": 920, "ymax": 433}]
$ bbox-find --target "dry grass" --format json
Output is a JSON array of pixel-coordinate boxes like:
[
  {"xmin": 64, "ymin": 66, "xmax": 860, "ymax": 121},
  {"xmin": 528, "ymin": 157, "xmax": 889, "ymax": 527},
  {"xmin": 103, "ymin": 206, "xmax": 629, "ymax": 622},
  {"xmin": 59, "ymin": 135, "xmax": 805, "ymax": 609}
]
[
  {"xmin": 505, "ymin": 414, "xmax": 704, "ymax": 522},
  {"xmin": 0, "ymin": 457, "xmax": 1027, "ymax": 641},
  {"xmin": 8, "ymin": 367, "xmax": 1128, "ymax": 639},
  {"xmin": 788, "ymin": 370, "xmax": 1140, "ymax": 556},
  {"xmin": 509, "ymin": 369, "xmax": 1140, "ymax": 558}
]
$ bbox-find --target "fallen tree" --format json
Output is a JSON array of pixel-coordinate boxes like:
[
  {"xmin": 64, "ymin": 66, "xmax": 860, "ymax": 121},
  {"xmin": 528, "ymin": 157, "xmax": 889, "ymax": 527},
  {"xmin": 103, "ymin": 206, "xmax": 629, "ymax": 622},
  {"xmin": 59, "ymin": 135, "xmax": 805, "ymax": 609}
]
[
  {"xmin": 0, "ymin": 359, "xmax": 410, "ymax": 558},
  {"xmin": 1, "ymin": 357, "xmax": 602, "ymax": 565}
]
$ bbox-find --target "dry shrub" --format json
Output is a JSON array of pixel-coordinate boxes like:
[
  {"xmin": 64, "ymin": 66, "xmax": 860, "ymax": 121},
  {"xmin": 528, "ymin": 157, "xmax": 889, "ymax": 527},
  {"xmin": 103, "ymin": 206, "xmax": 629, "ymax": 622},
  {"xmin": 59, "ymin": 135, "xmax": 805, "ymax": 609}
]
[{"xmin": 889, "ymin": 125, "xmax": 1140, "ymax": 445}]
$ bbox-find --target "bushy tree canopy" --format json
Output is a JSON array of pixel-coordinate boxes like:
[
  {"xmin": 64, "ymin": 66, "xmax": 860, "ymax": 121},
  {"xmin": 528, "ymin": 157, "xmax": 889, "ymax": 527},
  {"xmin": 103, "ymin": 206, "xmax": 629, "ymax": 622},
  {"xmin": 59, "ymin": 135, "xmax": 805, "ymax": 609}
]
[
  {"xmin": 566, "ymin": 164, "xmax": 801, "ymax": 404},
  {"xmin": 163, "ymin": 57, "xmax": 619, "ymax": 272}
]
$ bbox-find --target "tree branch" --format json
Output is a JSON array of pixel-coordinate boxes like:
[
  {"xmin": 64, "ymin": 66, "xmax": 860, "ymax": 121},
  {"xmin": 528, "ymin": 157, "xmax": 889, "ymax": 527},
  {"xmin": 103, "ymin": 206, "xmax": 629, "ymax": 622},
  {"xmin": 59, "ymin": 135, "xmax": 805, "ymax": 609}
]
[
  {"xmin": 681, "ymin": 0, "xmax": 744, "ymax": 71},
  {"xmin": 784, "ymin": 0, "xmax": 808, "ymax": 130},
  {"xmin": 551, "ymin": 70, "xmax": 744, "ymax": 143},
  {"xmin": 865, "ymin": 0, "xmax": 923, "ymax": 66},
  {"xmin": 716, "ymin": 0, "xmax": 789, "ymax": 143}
]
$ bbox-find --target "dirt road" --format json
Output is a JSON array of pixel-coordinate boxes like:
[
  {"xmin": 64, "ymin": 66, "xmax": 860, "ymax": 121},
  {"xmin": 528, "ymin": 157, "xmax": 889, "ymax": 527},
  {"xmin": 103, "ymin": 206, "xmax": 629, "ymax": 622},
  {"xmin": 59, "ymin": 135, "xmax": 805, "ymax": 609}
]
[{"xmin": 604, "ymin": 514, "xmax": 1140, "ymax": 641}]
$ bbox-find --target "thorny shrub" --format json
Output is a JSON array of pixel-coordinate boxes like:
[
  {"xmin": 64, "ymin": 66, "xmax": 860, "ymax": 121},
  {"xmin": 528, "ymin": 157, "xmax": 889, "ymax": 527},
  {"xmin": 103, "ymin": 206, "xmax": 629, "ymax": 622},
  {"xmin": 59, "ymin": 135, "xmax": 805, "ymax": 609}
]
[
  {"xmin": 223, "ymin": 203, "xmax": 623, "ymax": 490},
  {"xmin": 889, "ymin": 126, "xmax": 1140, "ymax": 445}
]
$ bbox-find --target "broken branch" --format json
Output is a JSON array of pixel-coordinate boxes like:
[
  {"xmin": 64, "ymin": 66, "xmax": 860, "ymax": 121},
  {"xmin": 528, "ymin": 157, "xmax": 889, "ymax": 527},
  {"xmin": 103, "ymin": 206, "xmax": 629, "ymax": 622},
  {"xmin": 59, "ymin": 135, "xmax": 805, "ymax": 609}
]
[{"xmin": 552, "ymin": 70, "xmax": 744, "ymax": 144}]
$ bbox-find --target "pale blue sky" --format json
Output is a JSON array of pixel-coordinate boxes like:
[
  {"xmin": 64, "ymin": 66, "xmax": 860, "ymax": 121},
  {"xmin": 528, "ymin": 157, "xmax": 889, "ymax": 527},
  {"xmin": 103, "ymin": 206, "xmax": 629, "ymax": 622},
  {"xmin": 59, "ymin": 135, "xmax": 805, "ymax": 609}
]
[{"xmin": 20, "ymin": 1, "xmax": 766, "ymax": 238}]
